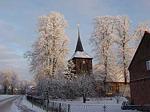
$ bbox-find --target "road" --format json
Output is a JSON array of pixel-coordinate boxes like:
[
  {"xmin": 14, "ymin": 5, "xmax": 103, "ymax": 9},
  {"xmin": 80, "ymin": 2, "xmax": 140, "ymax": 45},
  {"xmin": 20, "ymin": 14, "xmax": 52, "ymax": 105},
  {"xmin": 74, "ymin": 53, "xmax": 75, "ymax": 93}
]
[
  {"xmin": 0, "ymin": 95, "xmax": 19, "ymax": 112},
  {"xmin": 0, "ymin": 95, "xmax": 46, "ymax": 112}
]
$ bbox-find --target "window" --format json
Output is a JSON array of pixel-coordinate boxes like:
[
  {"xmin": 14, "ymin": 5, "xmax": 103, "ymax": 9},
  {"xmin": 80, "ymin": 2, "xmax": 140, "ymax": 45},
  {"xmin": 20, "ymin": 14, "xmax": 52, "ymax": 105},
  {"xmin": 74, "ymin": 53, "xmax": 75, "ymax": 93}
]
[
  {"xmin": 146, "ymin": 60, "xmax": 150, "ymax": 70},
  {"xmin": 82, "ymin": 60, "xmax": 85, "ymax": 64}
]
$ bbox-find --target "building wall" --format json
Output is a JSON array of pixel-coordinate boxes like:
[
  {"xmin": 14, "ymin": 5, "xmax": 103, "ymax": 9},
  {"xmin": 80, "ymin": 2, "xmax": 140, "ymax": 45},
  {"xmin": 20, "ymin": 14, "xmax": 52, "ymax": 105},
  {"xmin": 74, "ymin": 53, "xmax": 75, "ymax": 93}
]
[
  {"xmin": 72, "ymin": 58, "xmax": 92, "ymax": 75},
  {"xmin": 130, "ymin": 60, "xmax": 150, "ymax": 105},
  {"xmin": 129, "ymin": 32, "xmax": 150, "ymax": 105},
  {"xmin": 105, "ymin": 82, "xmax": 130, "ymax": 97},
  {"xmin": 130, "ymin": 79, "xmax": 150, "ymax": 105},
  {"xmin": 130, "ymin": 55, "xmax": 150, "ymax": 105}
]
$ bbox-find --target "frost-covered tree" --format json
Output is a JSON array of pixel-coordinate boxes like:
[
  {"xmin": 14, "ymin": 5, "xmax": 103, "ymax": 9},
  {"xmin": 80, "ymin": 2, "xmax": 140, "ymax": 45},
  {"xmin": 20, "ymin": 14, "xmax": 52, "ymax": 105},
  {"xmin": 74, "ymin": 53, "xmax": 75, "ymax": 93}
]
[
  {"xmin": 114, "ymin": 16, "xmax": 131, "ymax": 84},
  {"xmin": 114, "ymin": 16, "xmax": 150, "ymax": 84},
  {"xmin": 47, "ymin": 78, "xmax": 64, "ymax": 99},
  {"xmin": 62, "ymin": 80, "xmax": 79, "ymax": 99},
  {"xmin": 91, "ymin": 16, "xmax": 118, "ymax": 94},
  {"xmin": 115, "ymin": 18, "xmax": 150, "ymax": 84},
  {"xmin": 18, "ymin": 80, "xmax": 29, "ymax": 94},
  {"xmin": 26, "ymin": 12, "xmax": 69, "ymax": 80},
  {"xmin": 0, "ymin": 70, "xmax": 19, "ymax": 94},
  {"xmin": 64, "ymin": 60, "xmax": 76, "ymax": 80},
  {"xmin": 133, "ymin": 23, "xmax": 150, "ymax": 42},
  {"xmin": 91, "ymin": 15, "xmax": 150, "ymax": 97}
]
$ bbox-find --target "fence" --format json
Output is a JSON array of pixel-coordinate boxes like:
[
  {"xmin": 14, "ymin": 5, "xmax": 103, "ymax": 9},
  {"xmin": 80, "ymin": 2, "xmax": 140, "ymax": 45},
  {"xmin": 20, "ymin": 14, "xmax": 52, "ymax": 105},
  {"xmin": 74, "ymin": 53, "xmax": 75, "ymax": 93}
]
[
  {"xmin": 26, "ymin": 95, "xmax": 70, "ymax": 112},
  {"xmin": 121, "ymin": 101, "xmax": 150, "ymax": 111},
  {"xmin": 69, "ymin": 104, "xmax": 124, "ymax": 112},
  {"xmin": 27, "ymin": 96, "xmax": 139, "ymax": 112},
  {"xmin": 47, "ymin": 101, "xmax": 70, "ymax": 112}
]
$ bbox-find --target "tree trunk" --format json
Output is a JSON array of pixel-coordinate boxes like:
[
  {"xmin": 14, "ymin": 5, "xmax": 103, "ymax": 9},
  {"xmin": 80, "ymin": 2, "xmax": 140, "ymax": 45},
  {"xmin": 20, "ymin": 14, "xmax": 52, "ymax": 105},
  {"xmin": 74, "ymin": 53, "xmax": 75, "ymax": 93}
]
[
  {"xmin": 83, "ymin": 94, "xmax": 86, "ymax": 103},
  {"xmin": 11, "ymin": 86, "xmax": 14, "ymax": 95},
  {"xmin": 122, "ymin": 42, "xmax": 127, "ymax": 84},
  {"xmin": 4, "ymin": 85, "xmax": 7, "ymax": 94}
]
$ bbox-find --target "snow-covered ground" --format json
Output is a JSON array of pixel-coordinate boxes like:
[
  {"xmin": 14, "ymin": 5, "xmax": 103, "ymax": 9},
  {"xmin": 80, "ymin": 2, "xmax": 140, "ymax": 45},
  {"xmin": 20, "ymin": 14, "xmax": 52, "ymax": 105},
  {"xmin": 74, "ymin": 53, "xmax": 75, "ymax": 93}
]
[
  {"xmin": 50, "ymin": 97, "xmax": 140, "ymax": 112},
  {"xmin": 0, "ymin": 95, "xmax": 15, "ymax": 101},
  {"xmin": 10, "ymin": 100, "xmax": 21, "ymax": 112},
  {"xmin": 0, "ymin": 95, "xmax": 20, "ymax": 112},
  {"xmin": 20, "ymin": 96, "xmax": 45, "ymax": 112},
  {"xmin": 0, "ymin": 95, "xmax": 140, "ymax": 112},
  {"xmin": 0, "ymin": 95, "xmax": 45, "ymax": 112}
]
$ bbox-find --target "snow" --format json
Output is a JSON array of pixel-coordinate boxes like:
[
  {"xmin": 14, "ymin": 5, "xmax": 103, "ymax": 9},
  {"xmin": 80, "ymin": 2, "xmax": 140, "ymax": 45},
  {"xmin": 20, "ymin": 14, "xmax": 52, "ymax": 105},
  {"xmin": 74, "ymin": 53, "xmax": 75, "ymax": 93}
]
[
  {"xmin": 20, "ymin": 96, "xmax": 45, "ymax": 112},
  {"xmin": 0, "ymin": 95, "xmax": 45, "ymax": 112},
  {"xmin": 0, "ymin": 95, "xmax": 140, "ymax": 112},
  {"xmin": 10, "ymin": 101, "xmax": 21, "ymax": 112},
  {"xmin": 0, "ymin": 95, "xmax": 20, "ymax": 112},
  {"xmin": 50, "ymin": 97, "xmax": 140, "ymax": 112},
  {"xmin": 72, "ymin": 51, "xmax": 92, "ymax": 59},
  {"xmin": 69, "ymin": 104, "xmax": 139, "ymax": 112},
  {"xmin": 0, "ymin": 95, "xmax": 15, "ymax": 101}
]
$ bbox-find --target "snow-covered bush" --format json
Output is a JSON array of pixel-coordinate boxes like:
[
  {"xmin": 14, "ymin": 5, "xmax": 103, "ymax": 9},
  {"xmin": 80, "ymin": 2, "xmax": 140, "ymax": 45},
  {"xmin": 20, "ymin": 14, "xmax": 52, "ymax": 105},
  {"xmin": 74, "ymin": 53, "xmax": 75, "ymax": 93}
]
[
  {"xmin": 62, "ymin": 80, "xmax": 79, "ymax": 99},
  {"xmin": 77, "ymin": 74, "xmax": 97, "ymax": 97}
]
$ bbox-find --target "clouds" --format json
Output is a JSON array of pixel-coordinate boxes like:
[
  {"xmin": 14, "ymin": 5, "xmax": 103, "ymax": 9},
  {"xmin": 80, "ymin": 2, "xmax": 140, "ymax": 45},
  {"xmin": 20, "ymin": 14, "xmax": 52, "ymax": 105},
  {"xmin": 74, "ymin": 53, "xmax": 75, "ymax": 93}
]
[
  {"xmin": 0, "ymin": 0, "xmax": 149, "ymax": 80},
  {"xmin": 0, "ymin": 19, "xmax": 31, "ymax": 80},
  {"xmin": 139, "ymin": 0, "xmax": 150, "ymax": 8},
  {"xmin": 0, "ymin": 20, "xmax": 14, "ymax": 38},
  {"xmin": 0, "ymin": 44, "xmax": 30, "ymax": 80},
  {"xmin": 0, "ymin": 20, "xmax": 20, "ymax": 44}
]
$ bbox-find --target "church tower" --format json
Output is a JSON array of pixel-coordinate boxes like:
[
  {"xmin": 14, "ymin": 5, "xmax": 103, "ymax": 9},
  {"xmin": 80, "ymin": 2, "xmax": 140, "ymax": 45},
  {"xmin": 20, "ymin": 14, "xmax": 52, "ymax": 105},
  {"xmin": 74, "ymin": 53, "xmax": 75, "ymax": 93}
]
[{"xmin": 71, "ymin": 25, "xmax": 92, "ymax": 75}]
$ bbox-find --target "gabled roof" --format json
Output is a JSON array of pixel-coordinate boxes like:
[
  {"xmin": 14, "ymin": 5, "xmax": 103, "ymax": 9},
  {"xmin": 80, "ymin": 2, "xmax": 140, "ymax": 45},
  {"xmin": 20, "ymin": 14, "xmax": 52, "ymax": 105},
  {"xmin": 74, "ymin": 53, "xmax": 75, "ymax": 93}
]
[{"xmin": 128, "ymin": 31, "xmax": 150, "ymax": 70}]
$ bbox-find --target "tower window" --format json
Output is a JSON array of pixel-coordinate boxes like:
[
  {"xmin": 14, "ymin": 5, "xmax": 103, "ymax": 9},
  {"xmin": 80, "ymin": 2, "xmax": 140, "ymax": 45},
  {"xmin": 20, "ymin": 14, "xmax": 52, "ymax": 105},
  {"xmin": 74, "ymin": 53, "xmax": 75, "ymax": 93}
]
[
  {"xmin": 83, "ymin": 60, "xmax": 85, "ymax": 64},
  {"xmin": 146, "ymin": 60, "xmax": 150, "ymax": 70}
]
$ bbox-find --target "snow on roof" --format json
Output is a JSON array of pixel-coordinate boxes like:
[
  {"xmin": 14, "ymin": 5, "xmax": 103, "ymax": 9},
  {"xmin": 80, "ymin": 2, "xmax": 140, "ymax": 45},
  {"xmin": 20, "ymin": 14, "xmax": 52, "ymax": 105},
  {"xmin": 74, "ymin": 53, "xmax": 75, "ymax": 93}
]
[{"xmin": 71, "ymin": 51, "xmax": 92, "ymax": 59}]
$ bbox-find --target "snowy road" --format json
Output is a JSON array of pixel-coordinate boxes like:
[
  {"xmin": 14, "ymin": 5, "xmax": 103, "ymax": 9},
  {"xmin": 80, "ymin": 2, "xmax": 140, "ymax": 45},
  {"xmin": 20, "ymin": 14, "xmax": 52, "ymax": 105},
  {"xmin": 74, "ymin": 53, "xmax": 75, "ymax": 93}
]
[
  {"xmin": 0, "ymin": 95, "xmax": 19, "ymax": 112},
  {"xmin": 0, "ymin": 95, "xmax": 45, "ymax": 112}
]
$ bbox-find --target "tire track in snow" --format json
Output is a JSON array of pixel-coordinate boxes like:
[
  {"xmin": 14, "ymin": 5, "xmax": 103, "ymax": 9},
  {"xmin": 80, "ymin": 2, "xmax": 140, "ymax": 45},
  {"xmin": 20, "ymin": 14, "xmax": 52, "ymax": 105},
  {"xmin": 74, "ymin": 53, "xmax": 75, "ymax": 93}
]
[
  {"xmin": 15, "ymin": 96, "xmax": 37, "ymax": 112},
  {"xmin": 0, "ymin": 95, "xmax": 20, "ymax": 112}
]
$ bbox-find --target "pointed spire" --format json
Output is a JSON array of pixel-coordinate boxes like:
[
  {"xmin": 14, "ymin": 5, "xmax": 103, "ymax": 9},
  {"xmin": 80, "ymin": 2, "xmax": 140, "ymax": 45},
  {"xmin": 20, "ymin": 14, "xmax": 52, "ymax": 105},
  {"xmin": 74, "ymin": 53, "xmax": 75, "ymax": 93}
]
[{"xmin": 75, "ymin": 24, "xmax": 84, "ymax": 52}]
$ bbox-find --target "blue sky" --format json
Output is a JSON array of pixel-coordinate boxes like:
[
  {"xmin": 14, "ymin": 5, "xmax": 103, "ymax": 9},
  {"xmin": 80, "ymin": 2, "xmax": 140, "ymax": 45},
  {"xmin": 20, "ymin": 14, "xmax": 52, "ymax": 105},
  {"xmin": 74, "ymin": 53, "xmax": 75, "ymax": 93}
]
[{"xmin": 0, "ymin": 0, "xmax": 150, "ymax": 80}]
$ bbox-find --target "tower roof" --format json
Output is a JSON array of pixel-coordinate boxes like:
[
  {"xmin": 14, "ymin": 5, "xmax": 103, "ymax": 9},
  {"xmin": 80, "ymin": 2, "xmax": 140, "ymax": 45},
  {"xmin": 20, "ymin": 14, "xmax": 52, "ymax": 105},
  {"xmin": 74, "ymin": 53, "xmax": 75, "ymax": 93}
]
[
  {"xmin": 71, "ymin": 51, "xmax": 92, "ymax": 59},
  {"xmin": 75, "ymin": 25, "xmax": 84, "ymax": 52},
  {"xmin": 71, "ymin": 24, "xmax": 92, "ymax": 59}
]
